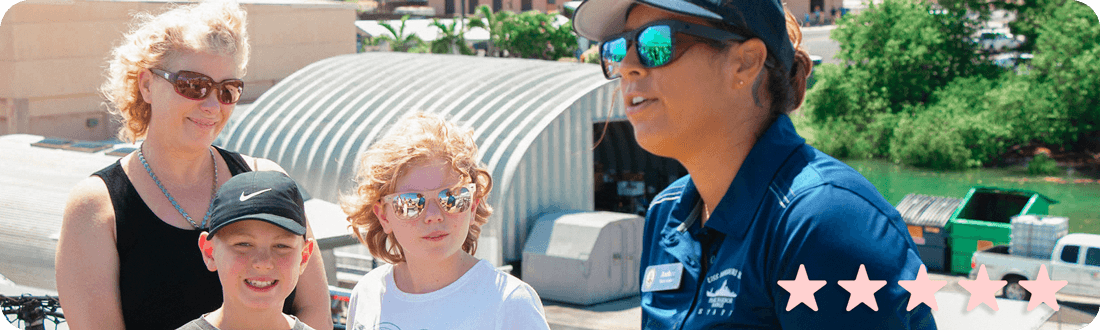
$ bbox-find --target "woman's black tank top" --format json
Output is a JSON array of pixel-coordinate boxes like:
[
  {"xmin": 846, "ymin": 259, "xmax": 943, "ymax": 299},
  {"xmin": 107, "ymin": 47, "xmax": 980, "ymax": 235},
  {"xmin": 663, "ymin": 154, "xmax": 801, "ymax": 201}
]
[{"xmin": 93, "ymin": 146, "xmax": 296, "ymax": 330}]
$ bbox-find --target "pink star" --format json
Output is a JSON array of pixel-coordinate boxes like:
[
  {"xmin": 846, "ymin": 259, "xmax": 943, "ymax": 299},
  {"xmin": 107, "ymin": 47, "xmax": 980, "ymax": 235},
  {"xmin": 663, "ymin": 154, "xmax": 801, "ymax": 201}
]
[
  {"xmin": 898, "ymin": 264, "xmax": 947, "ymax": 311},
  {"xmin": 1019, "ymin": 264, "xmax": 1068, "ymax": 311},
  {"xmin": 837, "ymin": 264, "xmax": 887, "ymax": 311},
  {"xmin": 778, "ymin": 264, "xmax": 826, "ymax": 311},
  {"xmin": 958, "ymin": 264, "xmax": 1006, "ymax": 311}
]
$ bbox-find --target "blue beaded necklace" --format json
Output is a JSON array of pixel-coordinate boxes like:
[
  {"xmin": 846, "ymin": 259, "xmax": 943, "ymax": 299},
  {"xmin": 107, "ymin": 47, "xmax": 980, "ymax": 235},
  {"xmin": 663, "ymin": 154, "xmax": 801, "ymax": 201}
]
[{"xmin": 138, "ymin": 144, "xmax": 218, "ymax": 230}]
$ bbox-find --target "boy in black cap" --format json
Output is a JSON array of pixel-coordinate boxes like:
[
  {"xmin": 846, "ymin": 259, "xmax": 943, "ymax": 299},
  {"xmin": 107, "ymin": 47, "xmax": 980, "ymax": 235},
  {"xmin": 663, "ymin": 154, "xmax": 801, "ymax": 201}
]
[{"xmin": 178, "ymin": 171, "xmax": 316, "ymax": 330}]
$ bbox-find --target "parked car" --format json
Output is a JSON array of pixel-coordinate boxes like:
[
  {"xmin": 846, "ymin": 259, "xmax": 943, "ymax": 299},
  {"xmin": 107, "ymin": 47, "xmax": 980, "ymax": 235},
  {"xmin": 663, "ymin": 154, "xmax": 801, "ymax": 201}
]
[
  {"xmin": 974, "ymin": 31, "xmax": 1022, "ymax": 52},
  {"xmin": 970, "ymin": 233, "xmax": 1100, "ymax": 300},
  {"xmin": 992, "ymin": 53, "xmax": 1033, "ymax": 68}
]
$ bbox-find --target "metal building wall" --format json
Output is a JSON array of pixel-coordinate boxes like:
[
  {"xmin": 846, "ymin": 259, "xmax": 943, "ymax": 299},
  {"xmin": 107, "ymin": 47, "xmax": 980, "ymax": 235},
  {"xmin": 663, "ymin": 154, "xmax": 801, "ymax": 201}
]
[
  {"xmin": 497, "ymin": 98, "xmax": 595, "ymax": 262},
  {"xmin": 218, "ymin": 52, "xmax": 619, "ymax": 265},
  {"xmin": 588, "ymin": 82, "xmax": 626, "ymax": 123}
]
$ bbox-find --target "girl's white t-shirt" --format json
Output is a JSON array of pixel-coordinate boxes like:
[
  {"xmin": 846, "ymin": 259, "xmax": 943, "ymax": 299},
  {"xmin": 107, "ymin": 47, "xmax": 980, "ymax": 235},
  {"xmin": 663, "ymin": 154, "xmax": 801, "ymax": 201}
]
[{"xmin": 346, "ymin": 259, "xmax": 552, "ymax": 330}]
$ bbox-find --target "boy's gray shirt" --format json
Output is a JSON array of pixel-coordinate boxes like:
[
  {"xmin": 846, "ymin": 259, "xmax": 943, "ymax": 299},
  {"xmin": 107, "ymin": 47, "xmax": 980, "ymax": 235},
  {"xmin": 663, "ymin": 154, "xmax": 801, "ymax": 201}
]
[{"xmin": 175, "ymin": 315, "xmax": 315, "ymax": 330}]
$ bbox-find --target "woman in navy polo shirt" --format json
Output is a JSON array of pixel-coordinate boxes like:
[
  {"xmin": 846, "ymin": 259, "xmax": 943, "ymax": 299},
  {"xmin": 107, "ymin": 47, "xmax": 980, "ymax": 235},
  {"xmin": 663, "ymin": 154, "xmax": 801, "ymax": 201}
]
[{"xmin": 573, "ymin": 0, "xmax": 937, "ymax": 328}]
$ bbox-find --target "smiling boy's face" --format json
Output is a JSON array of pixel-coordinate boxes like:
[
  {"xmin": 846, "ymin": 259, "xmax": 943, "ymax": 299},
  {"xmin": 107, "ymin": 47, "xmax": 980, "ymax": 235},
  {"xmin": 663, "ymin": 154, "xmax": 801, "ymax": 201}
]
[{"xmin": 199, "ymin": 220, "xmax": 314, "ymax": 311}]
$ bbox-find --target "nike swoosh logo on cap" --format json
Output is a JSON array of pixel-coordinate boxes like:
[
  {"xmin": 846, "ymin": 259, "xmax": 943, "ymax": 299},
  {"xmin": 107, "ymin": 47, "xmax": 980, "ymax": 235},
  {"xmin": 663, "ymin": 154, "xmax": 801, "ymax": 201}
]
[{"xmin": 239, "ymin": 188, "xmax": 273, "ymax": 202}]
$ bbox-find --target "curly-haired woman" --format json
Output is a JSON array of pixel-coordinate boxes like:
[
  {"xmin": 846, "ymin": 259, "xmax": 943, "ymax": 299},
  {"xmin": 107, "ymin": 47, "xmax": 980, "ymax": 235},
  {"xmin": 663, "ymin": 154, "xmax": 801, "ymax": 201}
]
[{"xmin": 54, "ymin": 3, "xmax": 331, "ymax": 329}]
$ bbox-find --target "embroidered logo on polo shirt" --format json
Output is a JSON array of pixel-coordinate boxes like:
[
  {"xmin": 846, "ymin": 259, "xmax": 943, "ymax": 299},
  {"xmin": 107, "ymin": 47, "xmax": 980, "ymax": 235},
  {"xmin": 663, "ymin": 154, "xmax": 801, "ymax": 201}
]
[
  {"xmin": 698, "ymin": 267, "xmax": 743, "ymax": 316},
  {"xmin": 707, "ymin": 280, "xmax": 737, "ymax": 298}
]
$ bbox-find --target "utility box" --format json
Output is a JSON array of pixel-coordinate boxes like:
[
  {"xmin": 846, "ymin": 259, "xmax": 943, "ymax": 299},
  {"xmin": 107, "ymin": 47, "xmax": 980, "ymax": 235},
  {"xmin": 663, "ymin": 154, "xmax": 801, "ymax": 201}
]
[
  {"xmin": 896, "ymin": 194, "xmax": 961, "ymax": 272},
  {"xmin": 522, "ymin": 211, "xmax": 643, "ymax": 305}
]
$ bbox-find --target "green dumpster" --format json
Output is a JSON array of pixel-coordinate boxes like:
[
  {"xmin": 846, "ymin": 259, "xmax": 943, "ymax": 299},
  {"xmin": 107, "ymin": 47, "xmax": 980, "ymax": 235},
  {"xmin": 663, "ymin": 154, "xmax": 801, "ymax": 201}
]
[{"xmin": 947, "ymin": 187, "xmax": 1058, "ymax": 274}]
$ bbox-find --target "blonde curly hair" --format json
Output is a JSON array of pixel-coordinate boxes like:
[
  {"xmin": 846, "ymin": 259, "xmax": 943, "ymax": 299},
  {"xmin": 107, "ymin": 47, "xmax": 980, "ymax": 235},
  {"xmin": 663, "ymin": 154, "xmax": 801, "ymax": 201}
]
[
  {"xmin": 100, "ymin": 1, "xmax": 250, "ymax": 143},
  {"xmin": 342, "ymin": 112, "xmax": 494, "ymax": 265}
]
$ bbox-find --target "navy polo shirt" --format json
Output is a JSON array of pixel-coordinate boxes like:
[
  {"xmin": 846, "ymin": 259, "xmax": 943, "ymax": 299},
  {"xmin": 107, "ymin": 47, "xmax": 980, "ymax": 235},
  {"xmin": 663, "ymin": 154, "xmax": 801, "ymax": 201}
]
[{"xmin": 640, "ymin": 114, "xmax": 936, "ymax": 329}]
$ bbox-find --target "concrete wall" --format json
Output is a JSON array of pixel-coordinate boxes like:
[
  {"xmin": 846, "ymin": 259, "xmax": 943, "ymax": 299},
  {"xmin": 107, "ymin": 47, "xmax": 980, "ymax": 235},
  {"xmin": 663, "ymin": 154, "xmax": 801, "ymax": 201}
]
[{"xmin": 0, "ymin": 0, "xmax": 357, "ymax": 141}]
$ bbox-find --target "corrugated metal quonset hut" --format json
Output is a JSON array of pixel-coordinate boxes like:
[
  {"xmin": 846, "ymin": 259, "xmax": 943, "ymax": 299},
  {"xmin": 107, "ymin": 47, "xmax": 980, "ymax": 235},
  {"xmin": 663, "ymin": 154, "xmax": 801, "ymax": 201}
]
[{"xmin": 218, "ymin": 52, "xmax": 673, "ymax": 266}]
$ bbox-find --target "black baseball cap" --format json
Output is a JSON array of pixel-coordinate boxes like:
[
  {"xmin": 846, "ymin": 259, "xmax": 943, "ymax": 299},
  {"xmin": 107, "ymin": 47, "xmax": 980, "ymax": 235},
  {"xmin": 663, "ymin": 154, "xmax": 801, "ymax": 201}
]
[
  {"xmin": 572, "ymin": 0, "xmax": 795, "ymax": 75},
  {"xmin": 206, "ymin": 171, "xmax": 308, "ymax": 239}
]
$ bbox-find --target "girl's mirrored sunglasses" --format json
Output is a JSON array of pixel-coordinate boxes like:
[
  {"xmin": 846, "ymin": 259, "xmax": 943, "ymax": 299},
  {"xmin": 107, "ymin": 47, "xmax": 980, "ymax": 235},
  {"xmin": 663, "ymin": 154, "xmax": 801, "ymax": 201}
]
[
  {"xmin": 150, "ymin": 68, "xmax": 245, "ymax": 105},
  {"xmin": 600, "ymin": 20, "xmax": 748, "ymax": 79},
  {"xmin": 381, "ymin": 183, "xmax": 476, "ymax": 221}
]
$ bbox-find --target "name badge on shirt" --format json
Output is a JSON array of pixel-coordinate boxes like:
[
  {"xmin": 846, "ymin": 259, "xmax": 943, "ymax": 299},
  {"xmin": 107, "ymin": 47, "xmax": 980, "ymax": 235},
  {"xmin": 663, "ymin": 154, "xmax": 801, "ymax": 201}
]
[{"xmin": 642, "ymin": 263, "xmax": 683, "ymax": 292}]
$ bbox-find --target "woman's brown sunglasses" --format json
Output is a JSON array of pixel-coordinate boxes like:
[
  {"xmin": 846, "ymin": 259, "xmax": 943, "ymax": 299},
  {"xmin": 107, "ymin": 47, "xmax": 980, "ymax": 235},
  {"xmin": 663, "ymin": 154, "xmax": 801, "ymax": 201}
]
[{"xmin": 150, "ymin": 68, "xmax": 245, "ymax": 105}]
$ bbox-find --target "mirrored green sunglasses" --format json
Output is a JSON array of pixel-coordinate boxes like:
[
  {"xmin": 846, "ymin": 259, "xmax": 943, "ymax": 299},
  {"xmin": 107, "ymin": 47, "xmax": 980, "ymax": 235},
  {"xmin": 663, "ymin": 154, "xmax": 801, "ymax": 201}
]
[{"xmin": 599, "ymin": 19, "xmax": 749, "ymax": 79}]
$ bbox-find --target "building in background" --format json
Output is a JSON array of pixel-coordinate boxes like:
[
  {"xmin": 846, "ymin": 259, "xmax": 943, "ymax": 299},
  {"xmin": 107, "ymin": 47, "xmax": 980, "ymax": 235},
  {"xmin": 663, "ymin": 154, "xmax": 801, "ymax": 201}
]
[
  {"xmin": 353, "ymin": 0, "xmax": 561, "ymax": 20},
  {"xmin": 429, "ymin": 0, "xmax": 560, "ymax": 15},
  {"xmin": 789, "ymin": 0, "xmax": 845, "ymax": 26},
  {"xmin": 216, "ymin": 52, "xmax": 683, "ymax": 268},
  {"xmin": 0, "ymin": 0, "xmax": 356, "ymax": 141}
]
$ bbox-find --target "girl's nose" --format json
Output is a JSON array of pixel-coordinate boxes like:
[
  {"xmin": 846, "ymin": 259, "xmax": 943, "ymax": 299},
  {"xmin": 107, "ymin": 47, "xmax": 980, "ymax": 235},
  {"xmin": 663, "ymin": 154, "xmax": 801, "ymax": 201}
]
[{"xmin": 421, "ymin": 200, "xmax": 444, "ymax": 224}]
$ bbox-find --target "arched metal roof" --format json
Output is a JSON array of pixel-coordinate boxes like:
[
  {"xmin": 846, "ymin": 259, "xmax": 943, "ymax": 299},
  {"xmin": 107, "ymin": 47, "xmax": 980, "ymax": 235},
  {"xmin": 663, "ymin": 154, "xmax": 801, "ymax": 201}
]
[{"xmin": 219, "ymin": 52, "xmax": 622, "ymax": 264}]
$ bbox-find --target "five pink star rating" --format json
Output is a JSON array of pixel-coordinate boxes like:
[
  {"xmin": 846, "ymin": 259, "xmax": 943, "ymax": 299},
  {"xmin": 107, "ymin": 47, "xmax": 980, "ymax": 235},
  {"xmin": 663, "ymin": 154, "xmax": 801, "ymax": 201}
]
[
  {"xmin": 778, "ymin": 264, "xmax": 826, "ymax": 311},
  {"xmin": 837, "ymin": 264, "xmax": 887, "ymax": 311},
  {"xmin": 957, "ymin": 265, "xmax": 1006, "ymax": 311},
  {"xmin": 777, "ymin": 264, "xmax": 1068, "ymax": 312},
  {"xmin": 1017, "ymin": 264, "xmax": 1067, "ymax": 311},
  {"xmin": 960, "ymin": 264, "xmax": 1068, "ymax": 311},
  {"xmin": 898, "ymin": 265, "xmax": 946, "ymax": 311}
]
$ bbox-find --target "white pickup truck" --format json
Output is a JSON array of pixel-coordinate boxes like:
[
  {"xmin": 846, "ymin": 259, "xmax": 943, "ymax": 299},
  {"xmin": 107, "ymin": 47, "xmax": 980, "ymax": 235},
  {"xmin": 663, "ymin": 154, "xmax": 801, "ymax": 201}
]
[{"xmin": 970, "ymin": 233, "xmax": 1100, "ymax": 300}]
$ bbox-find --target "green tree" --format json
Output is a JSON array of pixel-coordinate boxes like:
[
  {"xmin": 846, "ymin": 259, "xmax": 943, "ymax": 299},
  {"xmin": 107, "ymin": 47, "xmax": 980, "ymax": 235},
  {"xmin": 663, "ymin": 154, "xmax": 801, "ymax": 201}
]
[
  {"xmin": 470, "ymin": 6, "xmax": 577, "ymax": 60},
  {"xmin": 819, "ymin": 0, "xmax": 994, "ymax": 119},
  {"xmin": 377, "ymin": 15, "xmax": 425, "ymax": 52},
  {"xmin": 890, "ymin": 76, "xmax": 1011, "ymax": 168},
  {"xmin": 1021, "ymin": 0, "xmax": 1100, "ymax": 145},
  {"xmin": 467, "ymin": 5, "xmax": 513, "ymax": 57},
  {"xmin": 999, "ymin": 0, "xmax": 1061, "ymax": 53},
  {"xmin": 430, "ymin": 18, "xmax": 475, "ymax": 55},
  {"xmin": 498, "ymin": 10, "xmax": 577, "ymax": 60},
  {"xmin": 802, "ymin": 0, "xmax": 1098, "ymax": 170}
]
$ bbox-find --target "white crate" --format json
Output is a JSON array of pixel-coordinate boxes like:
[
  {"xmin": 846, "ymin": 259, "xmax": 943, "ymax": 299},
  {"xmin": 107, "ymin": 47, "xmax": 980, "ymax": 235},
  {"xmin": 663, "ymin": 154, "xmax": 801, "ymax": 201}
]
[{"xmin": 1010, "ymin": 215, "xmax": 1069, "ymax": 259}]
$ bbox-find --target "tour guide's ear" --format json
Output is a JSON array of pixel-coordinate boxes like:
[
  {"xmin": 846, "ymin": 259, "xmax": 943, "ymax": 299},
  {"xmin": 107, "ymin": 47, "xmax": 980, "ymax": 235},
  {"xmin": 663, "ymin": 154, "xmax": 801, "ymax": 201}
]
[
  {"xmin": 197, "ymin": 232, "xmax": 218, "ymax": 272},
  {"xmin": 725, "ymin": 38, "xmax": 768, "ymax": 92}
]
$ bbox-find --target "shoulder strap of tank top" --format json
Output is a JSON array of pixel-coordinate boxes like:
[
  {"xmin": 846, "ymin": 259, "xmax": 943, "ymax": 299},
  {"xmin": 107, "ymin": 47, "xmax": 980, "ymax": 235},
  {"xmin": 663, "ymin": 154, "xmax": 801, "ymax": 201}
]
[
  {"xmin": 92, "ymin": 161, "xmax": 141, "ymax": 254},
  {"xmin": 92, "ymin": 161, "xmax": 127, "ymax": 217},
  {"xmin": 214, "ymin": 146, "xmax": 252, "ymax": 175}
]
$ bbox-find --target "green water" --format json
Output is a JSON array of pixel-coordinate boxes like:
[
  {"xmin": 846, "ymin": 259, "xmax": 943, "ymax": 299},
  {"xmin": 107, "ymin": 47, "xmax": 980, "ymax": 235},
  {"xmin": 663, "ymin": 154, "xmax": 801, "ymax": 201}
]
[{"xmin": 841, "ymin": 158, "xmax": 1100, "ymax": 235}]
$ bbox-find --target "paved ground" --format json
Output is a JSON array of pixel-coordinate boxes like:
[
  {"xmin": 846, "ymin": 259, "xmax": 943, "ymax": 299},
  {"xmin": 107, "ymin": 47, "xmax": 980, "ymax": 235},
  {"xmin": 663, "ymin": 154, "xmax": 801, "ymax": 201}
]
[
  {"xmin": 543, "ymin": 296, "xmax": 641, "ymax": 330},
  {"xmin": 802, "ymin": 25, "xmax": 841, "ymax": 65},
  {"xmin": 542, "ymin": 272, "xmax": 1099, "ymax": 330}
]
